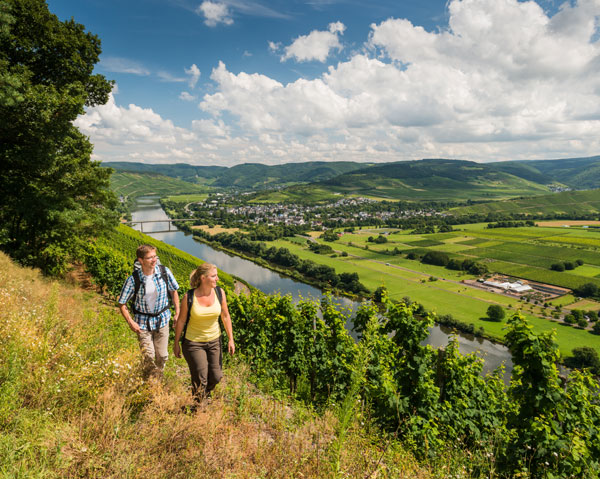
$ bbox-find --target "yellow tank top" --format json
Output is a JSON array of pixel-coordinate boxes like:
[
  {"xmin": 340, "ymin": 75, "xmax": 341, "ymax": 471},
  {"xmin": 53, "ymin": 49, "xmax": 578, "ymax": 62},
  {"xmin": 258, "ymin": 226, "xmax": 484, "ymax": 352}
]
[{"xmin": 185, "ymin": 290, "xmax": 221, "ymax": 343}]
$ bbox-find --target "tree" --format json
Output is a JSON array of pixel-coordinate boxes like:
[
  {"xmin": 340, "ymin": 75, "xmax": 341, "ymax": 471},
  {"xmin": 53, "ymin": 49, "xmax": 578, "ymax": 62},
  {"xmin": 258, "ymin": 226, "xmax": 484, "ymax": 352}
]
[
  {"xmin": 575, "ymin": 282, "xmax": 599, "ymax": 298},
  {"xmin": 0, "ymin": 0, "xmax": 116, "ymax": 274},
  {"xmin": 486, "ymin": 304, "xmax": 505, "ymax": 322},
  {"xmin": 564, "ymin": 347, "xmax": 600, "ymax": 375},
  {"xmin": 421, "ymin": 250, "xmax": 449, "ymax": 267}
]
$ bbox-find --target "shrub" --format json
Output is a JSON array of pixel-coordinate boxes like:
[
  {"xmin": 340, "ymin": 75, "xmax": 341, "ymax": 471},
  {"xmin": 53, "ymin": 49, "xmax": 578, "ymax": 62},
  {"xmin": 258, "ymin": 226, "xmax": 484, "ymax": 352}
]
[
  {"xmin": 486, "ymin": 304, "xmax": 505, "ymax": 322},
  {"xmin": 564, "ymin": 347, "xmax": 600, "ymax": 375},
  {"xmin": 421, "ymin": 251, "xmax": 449, "ymax": 267}
]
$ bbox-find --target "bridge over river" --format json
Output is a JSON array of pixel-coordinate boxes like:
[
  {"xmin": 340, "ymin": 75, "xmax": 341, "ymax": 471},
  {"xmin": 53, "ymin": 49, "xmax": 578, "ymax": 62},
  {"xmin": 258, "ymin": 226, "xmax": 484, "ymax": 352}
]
[{"xmin": 124, "ymin": 218, "xmax": 195, "ymax": 233}]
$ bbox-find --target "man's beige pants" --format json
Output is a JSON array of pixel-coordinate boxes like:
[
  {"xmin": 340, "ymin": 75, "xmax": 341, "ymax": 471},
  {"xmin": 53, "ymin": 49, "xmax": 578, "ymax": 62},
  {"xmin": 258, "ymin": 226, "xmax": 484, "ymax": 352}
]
[{"xmin": 137, "ymin": 325, "xmax": 169, "ymax": 379}]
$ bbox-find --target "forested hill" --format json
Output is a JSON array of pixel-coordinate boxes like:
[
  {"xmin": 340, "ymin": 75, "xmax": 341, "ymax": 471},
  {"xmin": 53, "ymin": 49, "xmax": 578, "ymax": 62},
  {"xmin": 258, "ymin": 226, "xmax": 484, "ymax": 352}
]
[
  {"xmin": 103, "ymin": 161, "xmax": 226, "ymax": 182},
  {"xmin": 313, "ymin": 158, "xmax": 551, "ymax": 201},
  {"xmin": 104, "ymin": 156, "xmax": 600, "ymax": 201},
  {"xmin": 104, "ymin": 160, "xmax": 367, "ymax": 189},
  {"xmin": 494, "ymin": 155, "xmax": 600, "ymax": 189}
]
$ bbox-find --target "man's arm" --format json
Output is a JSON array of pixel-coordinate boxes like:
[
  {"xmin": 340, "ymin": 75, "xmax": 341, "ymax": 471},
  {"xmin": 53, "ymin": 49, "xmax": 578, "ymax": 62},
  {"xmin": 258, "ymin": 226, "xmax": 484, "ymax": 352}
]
[
  {"xmin": 118, "ymin": 303, "xmax": 141, "ymax": 333},
  {"xmin": 117, "ymin": 276, "xmax": 140, "ymax": 334},
  {"xmin": 171, "ymin": 289, "xmax": 180, "ymax": 327}
]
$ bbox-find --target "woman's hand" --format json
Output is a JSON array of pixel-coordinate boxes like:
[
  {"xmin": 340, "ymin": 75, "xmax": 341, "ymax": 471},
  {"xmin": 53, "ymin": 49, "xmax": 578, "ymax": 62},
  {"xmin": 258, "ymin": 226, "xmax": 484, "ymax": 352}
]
[
  {"xmin": 173, "ymin": 341, "xmax": 181, "ymax": 358},
  {"xmin": 228, "ymin": 339, "xmax": 235, "ymax": 356}
]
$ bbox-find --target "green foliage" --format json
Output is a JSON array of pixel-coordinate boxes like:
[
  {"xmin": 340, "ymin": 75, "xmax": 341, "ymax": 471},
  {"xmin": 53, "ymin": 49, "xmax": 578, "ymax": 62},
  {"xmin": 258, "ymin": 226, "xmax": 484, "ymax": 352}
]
[
  {"xmin": 501, "ymin": 312, "xmax": 600, "ymax": 477},
  {"xmin": 486, "ymin": 304, "xmax": 506, "ymax": 322},
  {"xmin": 320, "ymin": 229, "xmax": 339, "ymax": 242},
  {"xmin": 421, "ymin": 250, "xmax": 450, "ymax": 266},
  {"xmin": 564, "ymin": 347, "xmax": 600, "ymax": 376},
  {"xmin": 0, "ymin": 0, "xmax": 117, "ymax": 274}
]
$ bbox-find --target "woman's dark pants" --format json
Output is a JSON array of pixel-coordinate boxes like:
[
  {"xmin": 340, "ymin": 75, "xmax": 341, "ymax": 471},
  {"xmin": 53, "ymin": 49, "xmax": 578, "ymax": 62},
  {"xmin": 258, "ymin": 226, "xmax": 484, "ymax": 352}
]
[{"xmin": 181, "ymin": 337, "xmax": 223, "ymax": 400}]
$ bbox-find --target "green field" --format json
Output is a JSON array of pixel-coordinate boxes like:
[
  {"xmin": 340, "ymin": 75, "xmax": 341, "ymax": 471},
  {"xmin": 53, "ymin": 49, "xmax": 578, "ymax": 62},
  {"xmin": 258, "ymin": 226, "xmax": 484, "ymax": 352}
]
[{"xmin": 268, "ymin": 224, "xmax": 600, "ymax": 356}]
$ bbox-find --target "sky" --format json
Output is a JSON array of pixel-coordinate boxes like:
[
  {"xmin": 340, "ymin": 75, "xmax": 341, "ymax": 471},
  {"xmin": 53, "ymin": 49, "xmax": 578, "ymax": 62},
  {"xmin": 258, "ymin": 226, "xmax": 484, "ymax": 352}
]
[{"xmin": 46, "ymin": 0, "xmax": 600, "ymax": 167}]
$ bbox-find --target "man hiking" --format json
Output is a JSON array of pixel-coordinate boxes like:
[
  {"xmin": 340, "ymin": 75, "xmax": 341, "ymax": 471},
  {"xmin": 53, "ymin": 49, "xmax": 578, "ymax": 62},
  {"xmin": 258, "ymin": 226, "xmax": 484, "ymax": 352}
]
[{"xmin": 118, "ymin": 244, "xmax": 180, "ymax": 380}]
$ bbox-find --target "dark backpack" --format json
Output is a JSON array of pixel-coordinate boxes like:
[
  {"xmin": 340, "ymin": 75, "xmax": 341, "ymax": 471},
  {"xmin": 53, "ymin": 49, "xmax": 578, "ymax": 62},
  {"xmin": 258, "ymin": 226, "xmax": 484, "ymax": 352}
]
[
  {"xmin": 130, "ymin": 260, "xmax": 171, "ymax": 319},
  {"xmin": 180, "ymin": 286, "xmax": 223, "ymax": 342}
]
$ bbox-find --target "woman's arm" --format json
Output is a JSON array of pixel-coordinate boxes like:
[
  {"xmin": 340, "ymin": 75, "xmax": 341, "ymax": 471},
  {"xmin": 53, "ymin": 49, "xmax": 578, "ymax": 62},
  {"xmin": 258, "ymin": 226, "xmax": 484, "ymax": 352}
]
[
  {"xmin": 173, "ymin": 292, "xmax": 188, "ymax": 358},
  {"xmin": 220, "ymin": 291, "xmax": 235, "ymax": 355}
]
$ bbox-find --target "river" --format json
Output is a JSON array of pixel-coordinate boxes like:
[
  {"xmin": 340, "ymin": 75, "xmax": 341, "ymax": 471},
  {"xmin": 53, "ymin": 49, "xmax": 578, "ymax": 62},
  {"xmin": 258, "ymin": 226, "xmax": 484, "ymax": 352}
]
[{"xmin": 132, "ymin": 196, "xmax": 513, "ymax": 376}]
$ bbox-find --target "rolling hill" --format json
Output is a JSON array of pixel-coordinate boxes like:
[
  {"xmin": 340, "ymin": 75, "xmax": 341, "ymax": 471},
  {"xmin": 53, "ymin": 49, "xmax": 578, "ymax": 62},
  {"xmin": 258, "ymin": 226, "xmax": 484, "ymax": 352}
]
[
  {"xmin": 104, "ymin": 155, "xmax": 600, "ymax": 203},
  {"xmin": 495, "ymin": 155, "xmax": 600, "ymax": 189},
  {"xmin": 449, "ymin": 189, "xmax": 600, "ymax": 216}
]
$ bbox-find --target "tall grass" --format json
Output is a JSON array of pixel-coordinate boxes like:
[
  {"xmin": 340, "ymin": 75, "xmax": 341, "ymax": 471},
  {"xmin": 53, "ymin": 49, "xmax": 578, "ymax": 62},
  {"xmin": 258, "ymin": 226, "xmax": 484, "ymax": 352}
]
[{"xmin": 0, "ymin": 251, "xmax": 434, "ymax": 478}]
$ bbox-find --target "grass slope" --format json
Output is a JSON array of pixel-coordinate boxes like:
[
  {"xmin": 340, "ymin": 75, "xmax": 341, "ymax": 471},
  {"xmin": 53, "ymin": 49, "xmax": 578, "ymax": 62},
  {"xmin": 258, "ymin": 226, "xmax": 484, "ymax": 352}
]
[
  {"xmin": 110, "ymin": 171, "xmax": 209, "ymax": 199},
  {"xmin": 449, "ymin": 189, "xmax": 600, "ymax": 216},
  {"xmin": 0, "ymin": 251, "xmax": 434, "ymax": 478},
  {"xmin": 495, "ymin": 155, "xmax": 600, "ymax": 189}
]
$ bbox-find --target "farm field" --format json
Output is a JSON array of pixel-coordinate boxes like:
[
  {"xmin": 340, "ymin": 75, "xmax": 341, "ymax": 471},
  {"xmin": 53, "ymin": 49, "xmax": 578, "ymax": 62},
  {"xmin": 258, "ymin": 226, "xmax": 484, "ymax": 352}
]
[
  {"xmin": 192, "ymin": 224, "xmax": 240, "ymax": 235},
  {"xmin": 264, "ymin": 223, "xmax": 600, "ymax": 356},
  {"xmin": 164, "ymin": 193, "xmax": 209, "ymax": 203}
]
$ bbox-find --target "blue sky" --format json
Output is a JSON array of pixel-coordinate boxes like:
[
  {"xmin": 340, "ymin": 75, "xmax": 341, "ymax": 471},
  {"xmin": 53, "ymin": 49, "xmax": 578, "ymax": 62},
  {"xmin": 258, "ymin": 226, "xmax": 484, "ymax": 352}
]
[{"xmin": 47, "ymin": 0, "xmax": 600, "ymax": 166}]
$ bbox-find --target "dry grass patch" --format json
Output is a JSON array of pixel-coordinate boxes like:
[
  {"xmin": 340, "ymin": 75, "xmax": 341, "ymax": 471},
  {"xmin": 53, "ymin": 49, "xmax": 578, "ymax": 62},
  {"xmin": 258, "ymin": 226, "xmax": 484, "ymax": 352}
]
[
  {"xmin": 191, "ymin": 224, "xmax": 240, "ymax": 235},
  {"xmin": 0, "ymin": 251, "xmax": 433, "ymax": 479}
]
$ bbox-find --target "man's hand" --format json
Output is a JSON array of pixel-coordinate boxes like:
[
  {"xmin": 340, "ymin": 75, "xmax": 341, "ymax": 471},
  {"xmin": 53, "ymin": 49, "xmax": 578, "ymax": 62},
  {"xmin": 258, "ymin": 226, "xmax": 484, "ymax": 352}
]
[{"xmin": 128, "ymin": 320, "xmax": 141, "ymax": 334}]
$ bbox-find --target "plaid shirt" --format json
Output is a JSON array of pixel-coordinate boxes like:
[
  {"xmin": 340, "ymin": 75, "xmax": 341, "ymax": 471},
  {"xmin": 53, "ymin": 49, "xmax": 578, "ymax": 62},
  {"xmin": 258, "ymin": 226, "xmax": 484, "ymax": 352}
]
[{"xmin": 118, "ymin": 267, "xmax": 179, "ymax": 331}]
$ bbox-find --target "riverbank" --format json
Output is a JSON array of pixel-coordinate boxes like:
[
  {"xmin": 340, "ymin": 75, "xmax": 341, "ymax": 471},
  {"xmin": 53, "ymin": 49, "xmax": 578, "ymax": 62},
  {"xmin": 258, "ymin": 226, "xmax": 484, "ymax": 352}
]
[{"xmin": 130, "ymin": 197, "xmax": 515, "ymax": 373}]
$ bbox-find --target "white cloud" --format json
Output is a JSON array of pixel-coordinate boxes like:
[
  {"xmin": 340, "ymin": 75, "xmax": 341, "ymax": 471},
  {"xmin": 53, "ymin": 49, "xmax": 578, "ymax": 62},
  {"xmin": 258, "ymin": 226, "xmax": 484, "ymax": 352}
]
[
  {"xmin": 185, "ymin": 64, "xmax": 201, "ymax": 88},
  {"xmin": 85, "ymin": 0, "xmax": 600, "ymax": 165},
  {"xmin": 157, "ymin": 71, "xmax": 187, "ymax": 83},
  {"xmin": 196, "ymin": 1, "xmax": 233, "ymax": 27},
  {"xmin": 281, "ymin": 21, "xmax": 346, "ymax": 62},
  {"xmin": 100, "ymin": 57, "xmax": 150, "ymax": 75},
  {"xmin": 179, "ymin": 91, "xmax": 198, "ymax": 102}
]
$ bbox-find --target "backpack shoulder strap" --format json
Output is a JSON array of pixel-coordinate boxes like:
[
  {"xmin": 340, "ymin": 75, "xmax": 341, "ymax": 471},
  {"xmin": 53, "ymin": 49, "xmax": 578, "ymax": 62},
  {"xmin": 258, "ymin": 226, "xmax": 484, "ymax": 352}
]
[
  {"xmin": 132, "ymin": 269, "xmax": 142, "ymax": 304},
  {"xmin": 180, "ymin": 288, "xmax": 195, "ymax": 342},
  {"xmin": 215, "ymin": 286, "xmax": 223, "ymax": 305},
  {"xmin": 158, "ymin": 264, "xmax": 168, "ymax": 285}
]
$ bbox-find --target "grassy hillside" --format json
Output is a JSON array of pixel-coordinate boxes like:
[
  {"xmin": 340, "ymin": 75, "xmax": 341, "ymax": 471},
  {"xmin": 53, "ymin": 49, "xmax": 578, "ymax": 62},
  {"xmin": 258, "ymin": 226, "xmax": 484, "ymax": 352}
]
[
  {"xmin": 212, "ymin": 161, "xmax": 368, "ymax": 189},
  {"xmin": 0, "ymin": 251, "xmax": 434, "ymax": 478},
  {"xmin": 316, "ymin": 159, "xmax": 551, "ymax": 201},
  {"xmin": 106, "ymin": 161, "xmax": 366, "ymax": 191},
  {"xmin": 104, "ymin": 161, "xmax": 226, "ymax": 183},
  {"xmin": 110, "ymin": 171, "xmax": 210, "ymax": 199},
  {"xmin": 449, "ymin": 189, "xmax": 600, "ymax": 216},
  {"xmin": 495, "ymin": 155, "xmax": 600, "ymax": 189}
]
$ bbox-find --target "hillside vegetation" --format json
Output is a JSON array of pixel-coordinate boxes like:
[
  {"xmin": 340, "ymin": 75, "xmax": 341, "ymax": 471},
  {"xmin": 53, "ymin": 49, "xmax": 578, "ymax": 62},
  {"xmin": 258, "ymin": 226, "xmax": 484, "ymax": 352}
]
[
  {"xmin": 0, "ymin": 251, "xmax": 433, "ymax": 479},
  {"xmin": 449, "ymin": 189, "xmax": 600, "ymax": 216},
  {"xmin": 495, "ymin": 156, "xmax": 600, "ymax": 189},
  {"xmin": 110, "ymin": 171, "xmax": 209, "ymax": 200},
  {"xmin": 106, "ymin": 156, "xmax": 600, "ymax": 204}
]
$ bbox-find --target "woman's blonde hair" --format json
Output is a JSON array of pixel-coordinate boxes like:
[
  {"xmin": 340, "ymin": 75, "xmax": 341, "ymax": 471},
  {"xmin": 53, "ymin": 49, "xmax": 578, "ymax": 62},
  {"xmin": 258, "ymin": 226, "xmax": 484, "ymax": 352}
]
[{"xmin": 189, "ymin": 263, "xmax": 217, "ymax": 288}]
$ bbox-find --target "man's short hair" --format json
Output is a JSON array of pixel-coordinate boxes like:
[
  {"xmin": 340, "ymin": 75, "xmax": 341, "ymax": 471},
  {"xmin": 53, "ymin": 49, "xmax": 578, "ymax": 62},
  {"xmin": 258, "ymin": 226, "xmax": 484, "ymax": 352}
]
[{"xmin": 136, "ymin": 244, "xmax": 157, "ymax": 259}]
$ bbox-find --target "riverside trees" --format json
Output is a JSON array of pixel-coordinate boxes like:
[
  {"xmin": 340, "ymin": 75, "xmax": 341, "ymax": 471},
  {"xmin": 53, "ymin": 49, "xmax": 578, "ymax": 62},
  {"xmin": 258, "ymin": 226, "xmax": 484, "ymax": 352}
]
[{"xmin": 0, "ymin": 0, "xmax": 117, "ymax": 274}]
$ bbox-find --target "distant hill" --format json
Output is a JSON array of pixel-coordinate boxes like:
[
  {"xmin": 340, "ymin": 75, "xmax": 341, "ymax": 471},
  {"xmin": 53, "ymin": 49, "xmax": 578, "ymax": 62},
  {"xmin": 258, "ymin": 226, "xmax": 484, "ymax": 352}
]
[
  {"xmin": 449, "ymin": 189, "xmax": 600, "ymax": 216},
  {"xmin": 104, "ymin": 156, "xmax": 600, "ymax": 202},
  {"xmin": 311, "ymin": 158, "xmax": 551, "ymax": 201},
  {"xmin": 104, "ymin": 162, "xmax": 226, "ymax": 183},
  {"xmin": 110, "ymin": 171, "xmax": 208, "ymax": 199},
  {"xmin": 105, "ymin": 160, "xmax": 366, "ymax": 190},
  {"xmin": 495, "ymin": 156, "xmax": 600, "ymax": 189}
]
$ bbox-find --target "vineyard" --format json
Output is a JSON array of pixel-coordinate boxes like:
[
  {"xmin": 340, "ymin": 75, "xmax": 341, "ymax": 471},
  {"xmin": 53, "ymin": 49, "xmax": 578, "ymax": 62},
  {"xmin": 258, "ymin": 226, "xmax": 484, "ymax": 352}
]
[
  {"xmin": 81, "ymin": 224, "xmax": 236, "ymax": 298},
  {"xmin": 77, "ymin": 226, "xmax": 600, "ymax": 477}
]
